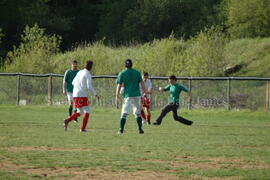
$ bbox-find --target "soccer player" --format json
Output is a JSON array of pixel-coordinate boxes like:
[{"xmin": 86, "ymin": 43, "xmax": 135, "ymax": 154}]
[
  {"xmin": 64, "ymin": 60, "xmax": 99, "ymax": 132},
  {"xmin": 115, "ymin": 59, "xmax": 147, "ymax": 134},
  {"xmin": 153, "ymin": 75, "xmax": 193, "ymax": 126},
  {"xmin": 140, "ymin": 72, "xmax": 152, "ymax": 125},
  {"xmin": 63, "ymin": 60, "xmax": 79, "ymax": 122}
]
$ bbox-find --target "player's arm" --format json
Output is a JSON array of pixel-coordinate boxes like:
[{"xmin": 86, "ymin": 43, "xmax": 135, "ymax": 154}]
[
  {"xmin": 62, "ymin": 71, "xmax": 68, "ymax": 94},
  {"xmin": 115, "ymin": 73, "xmax": 123, "ymax": 104},
  {"xmin": 159, "ymin": 85, "xmax": 170, "ymax": 92},
  {"xmin": 115, "ymin": 83, "xmax": 122, "ymax": 106},
  {"xmin": 147, "ymin": 81, "xmax": 153, "ymax": 94},
  {"xmin": 181, "ymin": 85, "xmax": 189, "ymax": 93},
  {"xmin": 86, "ymin": 74, "xmax": 98, "ymax": 98}
]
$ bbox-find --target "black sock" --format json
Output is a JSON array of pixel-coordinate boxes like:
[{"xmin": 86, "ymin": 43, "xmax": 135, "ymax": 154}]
[
  {"xmin": 68, "ymin": 106, "xmax": 73, "ymax": 116},
  {"xmin": 136, "ymin": 117, "xmax": 143, "ymax": 131},
  {"xmin": 119, "ymin": 118, "xmax": 126, "ymax": 132}
]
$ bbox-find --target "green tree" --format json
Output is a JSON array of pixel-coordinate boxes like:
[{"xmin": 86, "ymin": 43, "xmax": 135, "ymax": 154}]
[
  {"xmin": 120, "ymin": 0, "xmax": 222, "ymax": 42},
  {"xmin": 185, "ymin": 26, "xmax": 228, "ymax": 76},
  {"xmin": 0, "ymin": 28, "xmax": 4, "ymax": 67},
  {"xmin": 0, "ymin": 28, "xmax": 4, "ymax": 46},
  {"xmin": 96, "ymin": 0, "xmax": 137, "ymax": 43},
  {"xmin": 5, "ymin": 24, "xmax": 62, "ymax": 73},
  {"xmin": 224, "ymin": 0, "xmax": 270, "ymax": 38}
]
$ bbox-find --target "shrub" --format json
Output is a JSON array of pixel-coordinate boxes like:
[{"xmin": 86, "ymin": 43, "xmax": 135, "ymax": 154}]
[{"xmin": 5, "ymin": 24, "xmax": 62, "ymax": 73}]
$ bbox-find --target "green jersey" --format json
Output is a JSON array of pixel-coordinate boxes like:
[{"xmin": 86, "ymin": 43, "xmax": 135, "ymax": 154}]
[
  {"xmin": 164, "ymin": 83, "xmax": 189, "ymax": 103},
  {"xmin": 117, "ymin": 68, "xmax": 142, "ymax": 98},
  {"xmin": 63, "ymin": 69, "xmax": 79, "ymax": 93}
]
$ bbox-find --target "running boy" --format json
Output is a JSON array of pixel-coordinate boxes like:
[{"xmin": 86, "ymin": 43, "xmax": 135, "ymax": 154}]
[
  {"xmin": 64, "ymin": 60, "xmax": 99, "ymax": 132},
  {"xmin": 153, "ymin": 75, "xmax": 193, "ymax": 126}
]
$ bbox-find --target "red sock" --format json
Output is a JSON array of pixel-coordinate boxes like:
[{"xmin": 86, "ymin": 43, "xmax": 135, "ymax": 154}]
[
  {"xmin": 81, "ymin": 113, "xmax": 89, "ymax": 130},
  {"xmin": 141, "ymin": 110, "xmax": 146, "ymax": 119},
  {"xmin": 67, "ymin": 112, "xmax": 80, "ymax": 122}
]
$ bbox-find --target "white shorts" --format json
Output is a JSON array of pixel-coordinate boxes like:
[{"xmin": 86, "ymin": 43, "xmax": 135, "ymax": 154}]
[
  {"xmin": 121, "ymin": 96, "xmax": 141, "ymax": 116},
  {"xmin": 67, "ymin": 92, "xmax": 73, "ymax": 101},
  {"xmin": 76, "ymin": 106, "xmax": 90, "ymax": 114}
]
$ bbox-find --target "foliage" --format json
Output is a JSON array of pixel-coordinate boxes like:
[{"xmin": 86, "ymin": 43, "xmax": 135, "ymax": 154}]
[
  {"xmin": 184, "ymin": 26, "xmax": 229, "ymax": 76},
  {"xmin": 0, "ymin": 28, "xmax": 3, "ymax": 44},
  {"xmin": 99, "ymin": 0, "xmax": 223, "ymax": 42},
  {"xmin": 3, "ymin": 25, "xmax": 270, "ymax": 77},
  {"xmin": 0, "ymin": 28, "xmax": 4, "ymax": 68},
  {"xmin": 224, "ymin": 0, "xmax": 270, "ymax": 38},
  {"xmin": 224, "ymin": 38, "xmax": 270, "ymax": 77},
  {"xmin": 5, "ymin": 24, "xmax": 61, "ymax": 73}
]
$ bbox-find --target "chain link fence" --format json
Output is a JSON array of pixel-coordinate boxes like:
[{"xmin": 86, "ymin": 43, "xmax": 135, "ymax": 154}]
[{"xmin": 0, "ymin": 73, "xmax": 269, "ymax": 111}]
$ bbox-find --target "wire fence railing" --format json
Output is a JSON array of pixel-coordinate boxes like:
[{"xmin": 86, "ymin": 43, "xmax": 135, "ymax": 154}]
[{"xmin": 0, "ymin": 72, "xmax": 269, "ymax": 111}]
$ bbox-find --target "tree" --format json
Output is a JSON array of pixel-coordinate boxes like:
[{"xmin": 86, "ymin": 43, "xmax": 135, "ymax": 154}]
[
  {"xmin": 101, "ymin": 0, "xmax": 223, "ymax": 43},
  {"xmin": 185, "ymin": 26, "xmax": 228, "ymax": 76},
  {"xmin": 224, "ymin": 0, "xmax": 270, "ymax": 38},
  {"xmin": 5, "ymin": 24, "xmax": 62, "ymax": 73}
]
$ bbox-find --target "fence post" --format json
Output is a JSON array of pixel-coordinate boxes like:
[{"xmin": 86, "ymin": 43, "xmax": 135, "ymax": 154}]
[
  {"xmin": 227, "ymin": 79, "xmax": 231, "ymax": 110},
  {"xmin": 16, "ymin": 73, "xmax": 21, "ymax": 105},
  {"xmin": 48, "ymin": 75, "xmax": 52, "ymax": 106},
  {"xmin": 266, "ymin": 81, "xmax": 269, "ymax": 112},
  {"xmin": 188, "ymin": 79, "xmax": 192, "ymax": 110}
]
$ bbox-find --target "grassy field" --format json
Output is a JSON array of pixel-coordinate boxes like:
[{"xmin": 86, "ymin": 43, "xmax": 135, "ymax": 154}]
[{"xmin": 0, "ymin": 105, "xmax": 269, "ymax": 180}]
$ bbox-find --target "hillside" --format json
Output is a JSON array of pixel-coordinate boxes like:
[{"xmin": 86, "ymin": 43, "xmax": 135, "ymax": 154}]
[
  {"xmin": 224, "ymin": 38, "xmax": 270, "ymax": 77},
  {"xmin": 3, "ymin": 35, "xmax": 270, "ymax": 77}
]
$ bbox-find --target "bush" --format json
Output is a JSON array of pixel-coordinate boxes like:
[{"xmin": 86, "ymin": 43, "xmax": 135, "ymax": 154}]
[
  {"xmin": 185, "ymin": 26, "xmax": 228, "ymax": 76},
  {"xmin": 5, "ymin": 24, "xmax": 62, "ymax": 73}
]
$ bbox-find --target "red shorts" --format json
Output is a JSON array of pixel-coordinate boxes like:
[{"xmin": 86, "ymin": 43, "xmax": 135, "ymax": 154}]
[
  {"xmin": 74, "ymin": 97, "xmax": 89, "ymax": 108},
  {"xmin": 141, "ymin": 97, "xmax": 150, "ymax": 109}
]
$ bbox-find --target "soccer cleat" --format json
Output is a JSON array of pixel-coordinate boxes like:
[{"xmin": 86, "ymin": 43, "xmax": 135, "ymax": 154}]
[
  {"xmin": 117, "ymin": 129, "xmax": 124, "ymax": 134},
  {"xmin": 139, "ymin": 129, "xmax": 144, "ymax": 134},
  {"xmin": 80, "ymin": 129, "xmax": 88, "ymax": 132},
  {"xmin": 74, "ymin": 118, "xmax": 78, "ymax": 123},
  {"xmin": 63, "ymin": 119, "xmax": 68, "ymax": 131},
  {"xmin": 153, "ymin": 122, "xmax": 161, "ymax": 125},
  {"xmin": 142, "ymin": 119, "xmax": 147, "ymax": 124}
]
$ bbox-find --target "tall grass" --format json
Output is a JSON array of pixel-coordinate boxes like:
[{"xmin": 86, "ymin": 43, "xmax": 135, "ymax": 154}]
[{"xmin": 3, "ymin": 25, "xmax": 270, "ymax": 77}]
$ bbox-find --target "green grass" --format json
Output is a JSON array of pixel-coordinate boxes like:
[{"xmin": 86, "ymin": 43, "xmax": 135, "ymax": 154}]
[{"xmin": 0, "ymin": 105, "xmax": 270, "ymax": 179}]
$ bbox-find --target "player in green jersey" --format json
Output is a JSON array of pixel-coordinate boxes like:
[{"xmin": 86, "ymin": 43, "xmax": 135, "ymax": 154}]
[
  {"xmin": 63, "ymin": 60, "xmax": 79, "ymax": 122},
  {"xmin": 116, "ymin": 59, "xmax": 147, "ymax": 134},
  {"xmin": 153, "ymin": 75, "xmax": 193, "ymax": 126}
]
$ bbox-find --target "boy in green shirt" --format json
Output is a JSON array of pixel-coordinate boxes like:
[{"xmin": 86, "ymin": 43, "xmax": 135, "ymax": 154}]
[
  {"xmin": 153, "ymin": 75, "xmax": 193, "ymax": 126},
  {"xmin": 116, "ymin": 59, "xmax": 147, "ymax": 134},
  {"xmin": 63, "ymin": 60, "xmax": 79, "ymax": 122}
]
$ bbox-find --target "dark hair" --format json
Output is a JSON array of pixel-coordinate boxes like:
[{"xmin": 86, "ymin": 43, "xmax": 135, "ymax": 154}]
[
  {"xmin": 125, "ymin": 59, "xmax": 132, "ymax": 68},
  {"xmin": 143, "ymin": 72, "xmax": 149, "ymax": 76},
  {"xmin": 85, "ymin": 60, "xmax": 93, "ymax": 70},
  {"xmin": 169, "ymin": 75, "xmax": 177, "ymax": 81},
  {"xmin": 71, "ymin": 60, "xmax": 77, "ymax": 64}
]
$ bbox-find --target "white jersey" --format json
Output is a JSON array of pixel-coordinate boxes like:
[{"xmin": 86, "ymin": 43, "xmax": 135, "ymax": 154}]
[
  {"xmin": 72, "ymin": 69, "xmax": 96, "ymax": 97},
  {"xmin": 140, "ymin": 79, "xmax": 152, "ymax": 98}
]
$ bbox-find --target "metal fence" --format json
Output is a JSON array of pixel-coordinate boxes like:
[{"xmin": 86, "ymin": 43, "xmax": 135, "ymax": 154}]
[{"xmin": 0, "ymin": 72, "xmax": 269, "ymax": 111}]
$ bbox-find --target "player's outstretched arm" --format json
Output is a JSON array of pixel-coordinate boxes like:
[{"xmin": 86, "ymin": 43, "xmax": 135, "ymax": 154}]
[{"xmin": 115, "ymin": 84, "xmax": 122, "ymax": 106}]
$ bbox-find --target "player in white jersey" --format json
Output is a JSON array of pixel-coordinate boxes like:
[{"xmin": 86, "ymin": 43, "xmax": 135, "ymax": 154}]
[{"xmin": 63, "ymin": 60, "xmax": 99, "ymax": 132}]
